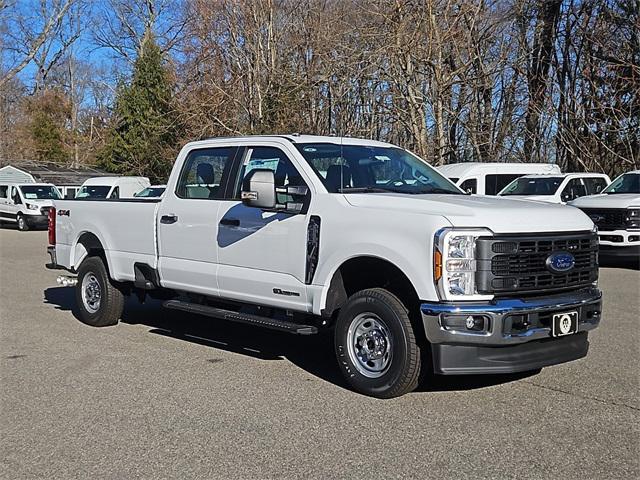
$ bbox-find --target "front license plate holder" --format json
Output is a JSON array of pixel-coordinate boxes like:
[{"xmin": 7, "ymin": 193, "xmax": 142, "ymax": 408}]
[{"xmin": 551, "ymin": 311, "xmax": 578, "ymax": 337}]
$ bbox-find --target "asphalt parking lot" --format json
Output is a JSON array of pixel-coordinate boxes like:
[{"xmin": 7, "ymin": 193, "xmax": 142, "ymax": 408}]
[{"xmin": 1, "ymin": 228, "xmax": 638, "ymax": 479}]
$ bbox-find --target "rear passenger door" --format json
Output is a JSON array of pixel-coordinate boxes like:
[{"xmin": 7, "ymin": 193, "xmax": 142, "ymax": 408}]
[{"xmin": 157, "ymin": 146, "xmax": 240, "ymax": 296}]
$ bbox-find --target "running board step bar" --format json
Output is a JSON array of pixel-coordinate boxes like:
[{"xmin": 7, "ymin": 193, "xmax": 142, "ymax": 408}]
[{"xmin": 163, "ymin": 300, "xmax": 318, "ymax": 335}]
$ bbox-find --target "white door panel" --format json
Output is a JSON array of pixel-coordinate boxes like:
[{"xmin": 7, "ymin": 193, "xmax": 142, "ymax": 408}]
[
  {"xmin": 157, "ymin": 198, "xmax": 221, "ymax": 296},
  {"xmin": 156, "ymin": 145, "xmax": 239, "ymax": 296},
  {"xmin": 217, "ymin": 200, "xmax": 310, "ymax": 310}
]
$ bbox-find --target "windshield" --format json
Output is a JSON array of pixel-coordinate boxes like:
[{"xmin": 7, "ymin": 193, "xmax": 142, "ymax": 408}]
[
  {"xmin": 603, "ymin": 173, "xmax": 639, "ymax": 194},
  {"xmin": 134, "ymin": 187, "xmax": 166, "ymax": 197},
  {"xmin": 295, "ymin": 143, "xmax": 461, "ymax": 194},
  {"xmin": 76, "ymin": 185, "xmax": 111, "ymax": 198},
  {"xmin": 19, "ymin": 185, "xmax": 61, "ymax": 199},
  {"xmin": 500, "ymin": 177, "xmax": 563, "ymax": 196}
]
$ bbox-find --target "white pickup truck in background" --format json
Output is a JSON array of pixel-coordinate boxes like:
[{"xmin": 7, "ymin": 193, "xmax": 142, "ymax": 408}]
[
  {"xmin": 498, "ymin": 173, "xmax": 610, "ymax": 203},
  {"xmin": 46, "ymin": 135, "xmax": 602, "ymax": 398},
  {"xmin": 570, "ymin": 170, "xmax": 640, "ymax": 261}
]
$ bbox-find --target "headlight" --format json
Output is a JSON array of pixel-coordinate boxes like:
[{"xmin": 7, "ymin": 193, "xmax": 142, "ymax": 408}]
[
  {"xmin": 26, "ymin": 203, "xmax": 39, "ymax": 210},
  {"xmin": 434, "ymin": 228, "xmax": 493, "ymax": 301},
  {"xmin": 626, "ymin": 208, "xmax": 640, "ymax": 229}
]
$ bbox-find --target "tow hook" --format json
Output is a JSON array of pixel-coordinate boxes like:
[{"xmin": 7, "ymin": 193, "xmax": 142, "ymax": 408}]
[{"xmin": 56, "ymin": 275, "xmax": 78, "ymax": 287}]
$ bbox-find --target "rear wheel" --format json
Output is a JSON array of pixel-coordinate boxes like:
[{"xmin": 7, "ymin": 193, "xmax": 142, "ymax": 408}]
[
  {"xmin": 334, "ymin": 288, "xmax": 422, "ymax": 398},
  {"xmin": 75, "ymin": 257, "xmax": 124, "ymax": 327},
  {"xmin": 17, "ymin": 213, "xmax": 28, "ymax": 231}
]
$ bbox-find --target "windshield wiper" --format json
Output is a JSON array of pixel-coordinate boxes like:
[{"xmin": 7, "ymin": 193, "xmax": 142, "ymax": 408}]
[
  {"xmin": 338, "ymin": 187, "xmax": 394, "ymax": 193},
  {"xmin": 419, "ymin": 188, "xmax": 461, "ymax": 195}
]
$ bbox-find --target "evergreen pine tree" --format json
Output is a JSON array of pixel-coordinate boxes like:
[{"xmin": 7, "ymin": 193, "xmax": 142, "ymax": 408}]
[{"xmin": 98, "ymin": 31, "xmax": 176, "ymax": 183}]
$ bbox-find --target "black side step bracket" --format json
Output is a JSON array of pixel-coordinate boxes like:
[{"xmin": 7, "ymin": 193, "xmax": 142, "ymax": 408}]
[{"xmin": 163, "ymin": 300, "xmax": 318, "ymax": 335}]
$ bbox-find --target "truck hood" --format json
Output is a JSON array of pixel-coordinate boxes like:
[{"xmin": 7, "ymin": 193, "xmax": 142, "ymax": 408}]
[
  {"xmin": 569, "ymin": 193, "xmax": 640, "ymax": 209},
  {"xmin": 343, "ymin": 193, "xmax": 594, "ymax": 234}
]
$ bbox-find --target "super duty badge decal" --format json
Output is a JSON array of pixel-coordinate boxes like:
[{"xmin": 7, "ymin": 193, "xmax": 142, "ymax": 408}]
[{"xmin": 273, "ymin": 288, "xmax": 300, "ymax": 297}]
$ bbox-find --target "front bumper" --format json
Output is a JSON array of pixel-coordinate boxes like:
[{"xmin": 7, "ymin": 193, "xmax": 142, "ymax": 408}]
[
  {"xmin": 597, "ymin": 229, "xmax": 640, "ymax": 248},
  {"xmin": 421, "ymin": 287, "xmax": 601, "ymax": 374},
  {"xmin": 599, "ymin": 244, "xmax": 640, "ymax": 258}
]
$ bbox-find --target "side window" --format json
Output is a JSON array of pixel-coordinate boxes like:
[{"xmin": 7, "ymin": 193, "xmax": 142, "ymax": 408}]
[
  {"xmin": 11, "ymin": 187, "xmax": 22, "ymax": 204},
  {"xmin": 109, "ymin": 186, "xmax": 120, "ymax": 199},
  {"xmin": 486, "ymin": 174, "xmax": 521, "ymax": 195},
  {"xmin": 460, "ymin": 178, "xmax": 477, "ymax": 194},
  {"xmin": 0, "ymin": 185, "xmax": 7, "ymax": 198},
  {"xmin": 561, "ymin": 179, "xmax": 587, "ymax": 201},
  {"xmin": 235, "ymin": 147, "xmax": 308, "ymax": 204},
  {"xmin": 65, "ymin": 188, "xmax": 76, "ymax": 199},
  {"xmin": 584, "ymin": 177, "xmax": 607, "ymax": 195},
  {"xmin": 176, "ymin": 147, "xmax": 237, "ymax": 199}
]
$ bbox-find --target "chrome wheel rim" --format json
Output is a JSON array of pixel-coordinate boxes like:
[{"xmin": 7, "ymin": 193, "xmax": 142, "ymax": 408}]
[
  {"xmin": 81, "ymin": 273, "xmax": 101, "ymax": 313},
  {"xmin": 17, "ymin": 216, "xmax": 25, "ymax": 229},
  {"xmin": 346, "ymin": 312, "xmax": 393, "ymax": 378}
]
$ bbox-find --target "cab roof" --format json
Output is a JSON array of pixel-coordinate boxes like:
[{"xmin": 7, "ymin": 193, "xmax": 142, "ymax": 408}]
[{"xmin": 190, "ymin": 134, "xmax": 397, "ymax": 149}]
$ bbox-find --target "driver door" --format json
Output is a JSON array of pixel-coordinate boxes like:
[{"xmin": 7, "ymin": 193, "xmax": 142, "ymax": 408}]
[{"xmin": 216, "ymin": 146, "xmax": 312, "ymax": 311}]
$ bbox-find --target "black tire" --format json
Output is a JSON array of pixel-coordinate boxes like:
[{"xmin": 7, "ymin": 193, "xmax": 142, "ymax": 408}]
[
  {"xmin": 334, "ymin": 288, "xmax": 422, "ymax": 398},
  {"xmin": 16, "ymin": 213, "xmax": 29, "ymax": 231},
  {"xmin": 75, "ymin": 256, "xmax": 124, "ymax": 327}
]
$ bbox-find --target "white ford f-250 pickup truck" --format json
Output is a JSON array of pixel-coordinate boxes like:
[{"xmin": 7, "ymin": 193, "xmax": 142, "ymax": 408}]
[
  {"xmin": 570, "ymin": 170, "xmax": 640, "ymax": 260},
  {"xmin": 46, "ymin": 135, "xmax": 602, "ymax": 398}
]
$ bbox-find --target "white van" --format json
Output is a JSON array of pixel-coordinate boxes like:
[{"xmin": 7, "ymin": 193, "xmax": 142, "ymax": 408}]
[
  {"xmin": 498, "ymin": 173, "xmax": 611, "ymax": 203},
  {"xmin": 437, "ymin": 162, "xmax": 561, "ymax": 195},
  {"xmin": 0, "ymin": 183, "xmax": 61, "ymax": 230},
  {"xmin": 76, "ymin": 176, "xmax": 150, "ymax": 199}
]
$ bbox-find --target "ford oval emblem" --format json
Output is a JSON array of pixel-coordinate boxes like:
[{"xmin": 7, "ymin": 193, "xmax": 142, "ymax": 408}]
[{"xmin": 546, "ymin": 252, "xmax": 575, "ymax": 273}]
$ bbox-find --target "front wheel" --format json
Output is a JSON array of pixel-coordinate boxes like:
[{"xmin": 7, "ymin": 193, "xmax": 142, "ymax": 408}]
[
  {"xmin": 334, "ymin": 288, "xmax": 422, "ymax": 398},
  {"xmin": 75, "ymin": 257, "xmax": 124, "ymax": 327},
  {"xmin": 16, "ymin": 213, "xmax": 29, "ymax": 231}
]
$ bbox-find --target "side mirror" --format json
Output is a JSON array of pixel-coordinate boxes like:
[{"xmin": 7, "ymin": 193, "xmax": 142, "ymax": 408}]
[
  {"xmin": 241, "ymin": 169, "xmax": 276, "ymax": 209},
  {"xmin": 241, "ymin": 169, "xmax": 309, "ymax": 213}
]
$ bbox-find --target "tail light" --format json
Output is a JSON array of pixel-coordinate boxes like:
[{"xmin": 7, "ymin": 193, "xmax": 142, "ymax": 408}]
[{"xmin": 48, "ymin": 207, "xmax": 56, "ymax": 245}]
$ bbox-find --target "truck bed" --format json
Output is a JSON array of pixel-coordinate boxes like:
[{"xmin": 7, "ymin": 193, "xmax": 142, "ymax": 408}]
[{"xmin": 53, "ymin": 198, "xmax": 160, "ymax": 282}]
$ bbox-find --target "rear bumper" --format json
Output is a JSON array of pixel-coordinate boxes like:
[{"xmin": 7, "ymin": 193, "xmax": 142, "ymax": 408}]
[
  {"xmin": 420, "ymin": 287, "xmax": 601, "ymax": 374},
  {"xmin": 25, "ymin": 214, "xmax": 48, "ymax": 227},
  {"xmin": 45, "ymin": 245, "xmax": 65, "ymax": 270}
]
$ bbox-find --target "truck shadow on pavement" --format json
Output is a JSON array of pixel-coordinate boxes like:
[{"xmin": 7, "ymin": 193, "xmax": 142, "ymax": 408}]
[{"xmin": 44, "ymin": 286, "xmax": 538, "ymax": 395}]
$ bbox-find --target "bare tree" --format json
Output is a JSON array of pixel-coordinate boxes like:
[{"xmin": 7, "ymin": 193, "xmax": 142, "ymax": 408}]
[{"xmin": 0, "ymin": 0, "xmax": 76, "ymax": 89}]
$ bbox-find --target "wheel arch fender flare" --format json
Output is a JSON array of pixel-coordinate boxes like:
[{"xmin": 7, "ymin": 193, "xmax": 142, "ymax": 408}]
[
  {"xmin": 317, "ymin": 253, "xmax": 426, "ymax": 319},
  {"xmin": 72, "ymin": 231, "xmax": 112, "ymax": 273}
]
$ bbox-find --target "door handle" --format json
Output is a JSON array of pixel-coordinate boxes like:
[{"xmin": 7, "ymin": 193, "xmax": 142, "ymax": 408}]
[
  {"xmin": 160, "ymin": 214, "xmax": 178, "ymax": 224},
  {"xmin": 220, "ymin": 218, "xmax": 240, "ymax": 227}
]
